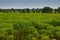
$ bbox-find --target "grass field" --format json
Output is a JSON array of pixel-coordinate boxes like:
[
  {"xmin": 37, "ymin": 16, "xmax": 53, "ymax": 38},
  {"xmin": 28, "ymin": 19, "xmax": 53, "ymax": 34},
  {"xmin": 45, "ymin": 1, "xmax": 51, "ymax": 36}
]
[{"xmin": 0, "ymin": 13, "xmax": 60, "ymax": 40}]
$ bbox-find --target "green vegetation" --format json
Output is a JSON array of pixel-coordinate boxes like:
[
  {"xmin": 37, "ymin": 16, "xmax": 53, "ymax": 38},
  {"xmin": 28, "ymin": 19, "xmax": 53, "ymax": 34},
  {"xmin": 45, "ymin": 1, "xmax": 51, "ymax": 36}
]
[
  {"xmin": 0, "ymin": 13, "xmax": 60, "ymax": 40},
  {"xmin": 0, "ymin": 7, "xmax": 60, "ymax": 13}
]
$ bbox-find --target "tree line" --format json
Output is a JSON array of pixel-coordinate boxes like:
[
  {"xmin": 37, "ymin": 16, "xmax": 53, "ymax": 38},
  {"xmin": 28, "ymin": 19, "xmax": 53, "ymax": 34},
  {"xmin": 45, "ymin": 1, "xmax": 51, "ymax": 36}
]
[{"xmin": 0, "ymin": 7, "xmax": 60, "ymax": 13}]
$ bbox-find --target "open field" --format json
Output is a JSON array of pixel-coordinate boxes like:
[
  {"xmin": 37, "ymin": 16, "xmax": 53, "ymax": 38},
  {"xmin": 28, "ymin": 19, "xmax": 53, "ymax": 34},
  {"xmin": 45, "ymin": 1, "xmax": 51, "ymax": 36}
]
[{"xmin": 0, "ymin": 13, "xmax": 60, "ymax": 40}]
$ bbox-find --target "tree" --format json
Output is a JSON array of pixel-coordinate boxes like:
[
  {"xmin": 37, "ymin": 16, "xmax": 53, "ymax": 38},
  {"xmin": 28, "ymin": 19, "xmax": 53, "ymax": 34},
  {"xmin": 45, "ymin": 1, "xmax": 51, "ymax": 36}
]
[
  {"xmin": 11, "ymin": 8, "xmax": 15, "ymax": 13},
  {"xmin": 58, "ymin": 7, "xmax": 60, "ymax": 13},
  {"xmin": 31, "ymin": 8, "xmax": 35, "ymax": 13},
  {"xmin": 35, "ymin": 8, "xmax": 40, "ymax": 13},
  {"xmin": 42, "ymin": 7, "xmax": 53, "ymax": 13},
  {"xmin": 0, "ymin": 8, "xmax": 1, "ymax": 12},
  {"xmin": 26, "ymin": 8, "xmax": 30, "ymax": 13},
  {"xmin": 54, "ymin": 9, "xmax": 58, "ymax": 13}
]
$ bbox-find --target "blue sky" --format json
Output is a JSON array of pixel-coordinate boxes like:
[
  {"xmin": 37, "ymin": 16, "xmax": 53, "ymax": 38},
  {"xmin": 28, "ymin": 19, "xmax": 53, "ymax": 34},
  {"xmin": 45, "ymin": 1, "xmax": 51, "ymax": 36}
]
[{"xmin": 0, "ymin": 0, "xmax": 59, "ymax": 8}]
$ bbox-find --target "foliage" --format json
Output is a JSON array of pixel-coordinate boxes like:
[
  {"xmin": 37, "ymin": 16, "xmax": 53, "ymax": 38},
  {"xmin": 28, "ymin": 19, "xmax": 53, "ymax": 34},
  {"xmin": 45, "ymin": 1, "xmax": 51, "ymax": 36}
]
[
  {"xmin": 0, "ymin": 7, "xmax": 59, "ymax": 13},
  {"xmin": 0, "ymin": 13, "xmax": 60, "ymax": 40}
]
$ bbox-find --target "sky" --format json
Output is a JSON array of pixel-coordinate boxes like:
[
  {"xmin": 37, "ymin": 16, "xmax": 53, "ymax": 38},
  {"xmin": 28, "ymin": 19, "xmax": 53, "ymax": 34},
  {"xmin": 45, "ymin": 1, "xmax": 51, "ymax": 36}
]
[{"xmin": 0, "ymin": 0, "xmax": 60, "ymax": 9}]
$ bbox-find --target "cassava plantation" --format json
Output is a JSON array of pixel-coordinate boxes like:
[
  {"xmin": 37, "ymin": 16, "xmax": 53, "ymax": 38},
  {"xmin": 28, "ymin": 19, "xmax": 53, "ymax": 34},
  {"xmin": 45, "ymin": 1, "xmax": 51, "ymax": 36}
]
[{"xmin": 0, "ymin": 11, "xmax": 60, "ymax": 40}]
